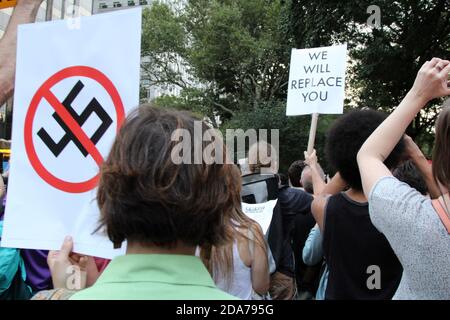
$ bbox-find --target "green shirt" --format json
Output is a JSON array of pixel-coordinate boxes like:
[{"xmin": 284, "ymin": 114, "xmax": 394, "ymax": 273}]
[{"xmin": 70, "ymin": 254, "xmax": 237, "ymax": 300}]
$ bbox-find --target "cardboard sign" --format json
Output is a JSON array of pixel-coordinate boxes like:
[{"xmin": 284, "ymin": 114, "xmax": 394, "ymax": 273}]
[
  {"xmin": 1, "ymin": 8, "xmax": 142, "ymax": 259},
  {"xmin": 286, "ymin": 44, "xmax": 347, "ymax": 116}
]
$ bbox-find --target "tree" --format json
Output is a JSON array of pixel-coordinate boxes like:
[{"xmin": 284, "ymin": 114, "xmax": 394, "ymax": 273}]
[
  {"xmin": 141, "ymin": 0, "xmax": 449, "ymax": 170},
  {"xmin": 289, "ymin": 0, "xmax": 450, "ymax": 155},
  {"xmin": 221, "ymin": 101, "xmax": 338, "ymax": 172},
  {"xmin": 141, "ymin": 0, "xmax": 295, "ymax": 126}
]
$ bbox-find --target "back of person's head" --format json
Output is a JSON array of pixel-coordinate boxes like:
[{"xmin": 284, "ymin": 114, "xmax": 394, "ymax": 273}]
[
  {"xmin": 97, "ymin": 105, "xmax": 240, "ymax": 249},
  {"xmin": 248, "ymin": 141, "xmax": 278, "ymax": 174},
  {"xmin": 393, "ymin": 160, "xmax": 428, "ymax": 195},
  {"xmin": 278, "ymin": 173, "xmax": 289, "ymax": 186},
  {"xmin": 326, "ymin": 109, "xmax": 405, "ymax": 191},
  {"xmin": 301, "ymin": 164, "xmax": 325, "ymax": 194},
  {"xmin": 200, "ymin": 177, "xmax": 266, "ymax": 289},
  {"xmin": 432, "ymin": 100, "xmax": 450, "ymax": 191},
  {"xmin": 288, "ymin": 160, "xmax": 305, "ymax": 187}
]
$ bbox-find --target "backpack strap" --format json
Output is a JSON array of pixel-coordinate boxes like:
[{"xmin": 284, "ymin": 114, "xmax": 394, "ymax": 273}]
[{"xmin": 431, "ymin": 199, "xmax": 450, "ymax": 234}]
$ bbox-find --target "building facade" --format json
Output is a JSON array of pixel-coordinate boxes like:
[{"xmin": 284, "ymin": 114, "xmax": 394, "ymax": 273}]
[
  {"xmin": 93, "ymin": 0, "xmax": 150, "ymax": 14},
  {"xmin": 92, "ymin": 0, "xmax": 183, "ymax": 14},
  {"xmin": 0, "ymin": 1, "xmax": 94, "ymax": 38}
]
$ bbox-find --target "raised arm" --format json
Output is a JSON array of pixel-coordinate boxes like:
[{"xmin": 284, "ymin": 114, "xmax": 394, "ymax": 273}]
[
  {"xmin": 311, "ymin": 172, "xmax": 347, "ymax": 232},
  {"xmin": 357, "ymin": 58, "xmax": 450, "ymax": 198},
  {"xmin": 0, "ymin": 0, "xmax": 43, "ymax": 105},
  {"xmin": 304, "ymin": 149, "xmax": 326, "ymax": 196}
]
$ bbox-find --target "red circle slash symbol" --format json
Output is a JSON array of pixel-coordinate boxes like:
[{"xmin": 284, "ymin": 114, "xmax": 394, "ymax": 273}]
[{"xmin": 24, "ymin": 66, "xmax": 125, "ymax": 193}]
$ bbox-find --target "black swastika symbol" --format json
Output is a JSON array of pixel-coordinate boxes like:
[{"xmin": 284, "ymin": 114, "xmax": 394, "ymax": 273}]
[{"xmin": 37, "ymin": 80, "xmax": 113, "ymax": 157}]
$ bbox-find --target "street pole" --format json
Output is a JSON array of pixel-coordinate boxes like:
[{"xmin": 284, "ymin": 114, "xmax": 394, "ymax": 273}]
[{"xmin": 45, "ymin": 0, "xmax": 53, "ymax": 21}]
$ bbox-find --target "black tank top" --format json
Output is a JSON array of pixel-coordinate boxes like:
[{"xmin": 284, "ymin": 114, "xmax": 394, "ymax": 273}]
[{"xmin": 323, "ymin": 192, "xmax": 402, "ymax": 300}]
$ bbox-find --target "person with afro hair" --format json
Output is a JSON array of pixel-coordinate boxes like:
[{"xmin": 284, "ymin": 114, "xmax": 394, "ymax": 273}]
[{"xmin": 310, "ymin": 109, "xmax": 405, "ymax": 300}]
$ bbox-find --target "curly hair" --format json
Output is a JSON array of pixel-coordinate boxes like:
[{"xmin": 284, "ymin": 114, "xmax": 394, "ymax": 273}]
[
  {"xmin": 326, "ymin": 109, "xmax": 405, "ymax": 191},
  {"xmin": 97, "ymin": 105, "xmax": 239, "ymax": 249}
]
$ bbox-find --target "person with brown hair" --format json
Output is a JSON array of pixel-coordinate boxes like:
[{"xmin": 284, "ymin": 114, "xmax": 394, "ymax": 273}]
[
  {"xmin": 199, "ymin": 183, "xmax": 270, "ymax": 299},
  {"xmin": 43, "ymin": 105, "xmax": 240, "ymax": 300},
  {"xmin": 357, "ymin": 58, "xmax": 450, "ymax": 299},
  {"xmin": 242, "ymin": 141, "xmax": 314, "ymax": 300}
]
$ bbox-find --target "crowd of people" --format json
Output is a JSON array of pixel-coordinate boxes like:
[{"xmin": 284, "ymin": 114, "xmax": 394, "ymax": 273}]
[{"xmin": 0, "ymin": 58, "xmax": 449, "ymax": 300}]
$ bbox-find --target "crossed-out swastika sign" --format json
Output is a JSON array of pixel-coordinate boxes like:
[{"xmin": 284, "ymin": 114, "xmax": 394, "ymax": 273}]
[
  {"xmin": 37, "ymin": 80, "xmax": 113, "ymax": 158},
  {"xmin": 24, "ymin": 66, "xmax": 125, "ymax": 193},
  {"xmin": 2, "ymin": 7, "xmax": 141, "ymax": 259}
]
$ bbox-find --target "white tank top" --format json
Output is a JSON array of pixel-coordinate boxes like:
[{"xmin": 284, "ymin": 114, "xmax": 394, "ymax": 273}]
[{"xmin": 215, "ymin": 241, "xmax": 253, "ymax": 300}]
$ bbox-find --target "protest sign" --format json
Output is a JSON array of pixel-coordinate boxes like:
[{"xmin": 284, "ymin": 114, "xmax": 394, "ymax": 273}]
[
  {"xmin": 1, "ymin": 8, "xmax": 142, "ymax": 259},
  {"xmin": 286, "ymin": 44, "xmax": 347, "ymax": 116},
  {"xmin": 242, "ymin": 200, "xmax": 277, "ymax": 235},
  {"xmin": 286, "ymin": 44, "xmax": 347, "ymax": 153}
]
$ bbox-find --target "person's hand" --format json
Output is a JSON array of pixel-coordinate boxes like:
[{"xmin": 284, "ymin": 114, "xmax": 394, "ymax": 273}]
[
  {"xmin": 47, "ymin": 236, "xmax": 94, "ymax": 290},
  {"xmin": 72, "ymin": 254, "xmax": 101, "ymax": 288},
  {"xmin": 410, "ymin": 58, "xmax": 450, "ymax": 103},
  {"xmin": 304, "ymin": 149, "xmax": 318, "ymax": 168}
]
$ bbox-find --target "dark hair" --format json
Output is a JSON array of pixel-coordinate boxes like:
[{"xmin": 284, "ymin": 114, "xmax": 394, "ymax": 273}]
[
  {"xmin": 301, "ymin": 165, "xmax": 325, "ymax": 194},
  {"xmin": 326, "ymin": 109, "xmax": 405, "ymax": 191},
  {"xmin": 432, "ymin": 101, "xmax": 450, "ymax": 191},
  {"xmin": 278, "ymin": 173, "xmax": 289, "ymax": 186},
  {"xmin": 97, "ymin": 105, "xmax": 239, "ymax": 249},
  {"xmin": 288, "ymin": 160, "xmax": 305, "ymax": 188},
  {"xmin": 393, "ymin": 160, "xmax": 428, "ymax": 195}
]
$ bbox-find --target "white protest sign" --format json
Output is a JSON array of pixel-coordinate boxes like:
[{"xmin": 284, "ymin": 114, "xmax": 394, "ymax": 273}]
[
  {"xmin": 241, "ymin": 200, "xmax": 277, "ymax": 235},
  {"xmin": 286, "ymin": 44, "xmax": 347, "ymax": 116},
  {"xmin": 1, "ymin": 8, "xmax": 142, "ymax": 259}
]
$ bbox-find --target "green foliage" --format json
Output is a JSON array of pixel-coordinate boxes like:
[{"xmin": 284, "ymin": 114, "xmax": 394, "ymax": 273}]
[
  {"xmin": 290, "ymin": 0, "xmax": 450, "ymax": 156},
  {"xmin": 221, "ymin": 101, "xmax": 336, "ymax": 173},
  {"xmin": 141, "ymin": 0, "xmax": 450, "ymax": 167},
  {"xmin": 141, "ymin": 0, "xmax": 294, "ymax": 124}
]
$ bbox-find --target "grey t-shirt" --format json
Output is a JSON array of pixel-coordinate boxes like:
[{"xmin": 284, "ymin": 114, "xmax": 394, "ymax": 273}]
[{"xmin": 369, "ymin": 176, "xmax": 450, "ymax": 300}]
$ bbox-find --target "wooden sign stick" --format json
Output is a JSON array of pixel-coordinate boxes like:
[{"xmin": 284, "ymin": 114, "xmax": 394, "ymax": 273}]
[{"xmin": 307, "ymin": 113, "xmax": 319, "ymax": 155}]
